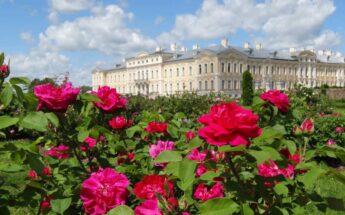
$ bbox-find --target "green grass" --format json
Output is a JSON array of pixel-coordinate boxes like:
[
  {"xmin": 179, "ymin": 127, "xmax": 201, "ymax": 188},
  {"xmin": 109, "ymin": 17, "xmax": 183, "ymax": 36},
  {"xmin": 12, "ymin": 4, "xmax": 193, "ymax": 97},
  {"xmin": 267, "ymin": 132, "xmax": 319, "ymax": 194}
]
[{"xmin": 330, "ymin": 100, "xmax": 345, "ymax": 115}]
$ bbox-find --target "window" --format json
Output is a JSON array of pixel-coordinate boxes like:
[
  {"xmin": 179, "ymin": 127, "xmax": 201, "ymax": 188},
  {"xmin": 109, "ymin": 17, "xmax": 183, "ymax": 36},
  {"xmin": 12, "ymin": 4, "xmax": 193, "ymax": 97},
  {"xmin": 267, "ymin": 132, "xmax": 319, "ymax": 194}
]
[
  {"xmin": 177, "ymin": 68, "xmax": 179, "ymax": 77},
  {"xmin": 228, "ymin": 63, "xmax": 231, "ymax": 73},
  {"xmin": 165, "ymin": 69, "xmax": 167, "ymax": 77},
  {"xmin": 177, "ymin": 83, "xmax": 179, "ymax": 91},
  {"xmin": 247, "ymin": 65, "xmax": 250, "ymax": 71},
  {"xmin": 146, "ymin": 71, "xmax": 148, "ymax": 79},
  {"xmin": 277, "ymin": 67, "xmax": 280, "ymax": 75},
  {"xmin": 271, "ymin": 66, "xmax": 274, "ymax": 75},
  {"xmin": 259, "ymin": 66, "xmax": 261, "ymax": 75},
  {"xmin": 156, "ymin": 70, "xmax": 158, "ymax": 78},
  {"xmin": 265, "ymin": 66, "xmax": 268, "ymax": 75},
  {"xmin": 222, "ymin": 80, "xmax": 225, "ymax": 90},
  {"xmin": 211, "ymin": 63, "xmax": 214, "ymax": 73},
  {"xmin": 182, "ymin": 67, "xmax": 185, "ymax": 76},
  {"xmin": 189, "ymin": 66, "xmax": 192, "ymax": 75},
  {"xmin": 170, "ymin": 69, "xmax": 172, "ymax": 77},
  {"xmin": 205, "ymin": 64, "xmax": 208, "ymax": 73},
  {"xmin": 165, "ymin": 84, "xmax": 167, "ymax": 92},
  {"xmin": 222, "ymin": 63, "xmax": 225, "ymax": 72},
  {"xmin": 234, "ymin": 80, "xmax": 237, "ymax": 89},
  {"xmin": 199, "ymin": 81, "xmax": 202, "ymax": 90},
  {"xmin": 199, "ymin": 64, "xmax": 202, "ymax": 74},
  {"xmin": 151, "ymin": 71, "xmax": 154, "ymax": 78},
  {"xmin": 190, "ymin": 82, "xmax": 192, "ymax": 91},
  {"xmin": 211, "ymin": 80, "xmax": 214, "ymax": 90},
  {"xmin": 253, "ymin": 65, "xmax": 256, "ymax": 74},
  {"xmin": 240, "ymin": 64, "xmax": 243, "ymax": 73},
  {"xmin": 228, "ymin": 80, "xmax": 231, "ymax": 89},
  {"xmin": 234, "ymin": 64, "xmax": 237, "ymax": 73},
  {"xmin": 170, "ymin": 84, "xmax": 172, "ymax": 93},
  {"xmin": 205, "ymin": 81, "xmax": 208, "ymax": 90},
  {"xmin": 156, "ymin": 84, "xmax": 158, "ymax": 92}
]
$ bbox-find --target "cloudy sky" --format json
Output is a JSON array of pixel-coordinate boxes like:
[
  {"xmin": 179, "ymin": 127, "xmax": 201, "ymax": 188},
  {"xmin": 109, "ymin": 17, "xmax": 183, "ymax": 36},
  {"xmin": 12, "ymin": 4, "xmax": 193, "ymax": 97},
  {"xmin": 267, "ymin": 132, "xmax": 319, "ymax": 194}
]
[{"xmin": 1, "ymin": 0, "xmax": 345, "ymax": 86}]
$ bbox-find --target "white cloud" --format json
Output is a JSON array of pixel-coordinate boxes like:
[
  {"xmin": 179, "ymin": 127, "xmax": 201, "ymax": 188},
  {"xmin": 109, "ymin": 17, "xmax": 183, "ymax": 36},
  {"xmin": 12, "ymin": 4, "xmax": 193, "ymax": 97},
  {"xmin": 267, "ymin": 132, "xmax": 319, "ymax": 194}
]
[
  {"xmin": 20, "ymin": 32, "xmax": 33, "ymax": 44},
  {"xmin": 47, "ymin": 11, "xmax": 59, "ymax": 23},
  {"xmin": 49, "ymin": 0, "xmax": 94, "ymax": 13},
  {"xmin": 154, "ymin": 16, "xmax": 165, "ymax": 25},
  {"xmin": 158, "ymin": 0, "xmax": 339, "ymax": 50},
  {"xmin": 39, "ymin": 5, "xmax": 157, "ymax": 55}
]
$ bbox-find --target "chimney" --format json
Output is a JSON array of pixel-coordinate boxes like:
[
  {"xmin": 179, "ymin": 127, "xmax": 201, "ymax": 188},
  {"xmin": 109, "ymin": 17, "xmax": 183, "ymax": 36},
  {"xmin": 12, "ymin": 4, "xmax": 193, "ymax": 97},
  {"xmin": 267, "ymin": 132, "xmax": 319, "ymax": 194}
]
[
  {"xmin": 325, "ymin": 50, "xmax": 332, "ymax": 56},
  {"xmin": 180, "ymin": 46, "xmax": 187, "ymax": 52},
  {"xmin": 170, "ymin": 43, "xmax": 177, "ymax": 51},
  {"xmin": 192, "ymin": 44, "xmax": 200, "ymax": 50},
  {"xmin": 255, "ymin": 43, "xmax": 262, "ymax": 50},
  {"xmin": 243, "ymin": 42, "xmax": 250, "ymax": 49},
  {"xmin": 221, "ymin": 38, "xmax": 229, "ymax": 48},
  {"xmin": 336, "ymin": 52, "xmax": 342, "ymax": 57}
]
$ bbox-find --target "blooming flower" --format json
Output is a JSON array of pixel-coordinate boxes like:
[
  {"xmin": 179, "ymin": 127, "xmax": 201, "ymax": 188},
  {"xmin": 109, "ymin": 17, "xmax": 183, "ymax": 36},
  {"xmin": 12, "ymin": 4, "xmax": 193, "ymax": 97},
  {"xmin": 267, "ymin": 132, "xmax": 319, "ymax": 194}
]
[
  {"xmin": 326, "ymin": 139, "xmax": 336, "ymax": 145},
  {"xmin": 185, "ymin": 131, "xmax": 195, "ymax": 140},
  {"xmin": 196, "ymin": 164, "xmax": 208, "ymax": 177},
  {"xmin": 33, "ymin": 82, "xmax": 80, "ymax": 112},
  {"xmin": 145, "ymin": 122, "xmax": 168, "ymax": 134},
  {"xmin": 109, "ymin": 116, "xmax": 127, "ymax": 129},
  {"xmin": 257, "ymin": 160, "xmax": 295, "ymax": 179},
  {"xmin": 335, "ymin": 127, "xmax": 344, "ymax": 133},
  {"xmin": 47, "ymin": 145, "xmax": 69, "ymax": 159},
  {"xmin": 43, "ymin": 166, "xmax": 52, "ymax": 176},
  {"xmin": 198, "ymin": 102, "xmax": 262, "ymax": 146},
  {"xmin": 149, "ymin": 140, "xmax": 175, "ymax": 159},
  {"xmin": 80, "ymin": 168, "xmax": 130, "ymax": 215},
  {"xmin": 133, "ymin": 175, "xmax": 173, "ymax": 200},
  {"xmin": 80, "ymin": 137, "xmax": 97, "ymax": 151},
  {"xmin": 27, "ymin": 169, "xmax": 38, "ymax": 179},
  {"xmin": 92, "ymin": 86, "xmax": 126, "ymax": 113},
  {"xmin": 134, "ymin": 199, "xmax": 162, "ymax": 215},
  {"xmin": 0, "ymin": 64, "xmax": 9, "ymax": 78},
  {"xmin": 300, "ymin": 118, "xmax": 314, "ymax": 134},
  {"xmin": 40, "ymin": 196, "xmax": 53, "ymax": 212},
  {"xmin": 260, "ymin": 90, "xmax": 289, "ymax": 113},
  {"xmin": 194, "ymin": 183, "xmax": 224, "ymax": 201},
  {"xmin": 187, "ymin": 148, "xmax": 207, "ymax": 162}
]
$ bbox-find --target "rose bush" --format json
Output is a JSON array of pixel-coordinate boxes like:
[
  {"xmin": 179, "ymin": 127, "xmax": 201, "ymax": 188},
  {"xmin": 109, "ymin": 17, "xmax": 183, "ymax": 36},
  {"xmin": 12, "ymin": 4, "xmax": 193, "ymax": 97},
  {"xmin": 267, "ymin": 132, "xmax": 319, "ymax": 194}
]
[{"xmin": 1, "ymin": 53, "xmax": 345, "ymax": 214}]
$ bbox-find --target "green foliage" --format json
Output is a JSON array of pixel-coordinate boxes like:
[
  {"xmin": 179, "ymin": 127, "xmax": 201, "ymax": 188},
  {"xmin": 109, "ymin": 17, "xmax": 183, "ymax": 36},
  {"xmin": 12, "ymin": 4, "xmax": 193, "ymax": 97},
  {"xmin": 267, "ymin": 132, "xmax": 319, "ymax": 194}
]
[{"xmin": 241, "ymin": 70, "xmax": 254, "ymax": 106}]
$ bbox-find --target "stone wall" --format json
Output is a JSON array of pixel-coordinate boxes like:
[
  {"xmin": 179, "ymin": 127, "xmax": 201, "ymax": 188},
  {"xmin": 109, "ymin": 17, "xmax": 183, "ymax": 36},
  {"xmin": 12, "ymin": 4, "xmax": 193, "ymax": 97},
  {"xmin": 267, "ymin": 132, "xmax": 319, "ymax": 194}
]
[{"xmin": 327, "ymin": 88, "xmax": 345, "ymax": 100}]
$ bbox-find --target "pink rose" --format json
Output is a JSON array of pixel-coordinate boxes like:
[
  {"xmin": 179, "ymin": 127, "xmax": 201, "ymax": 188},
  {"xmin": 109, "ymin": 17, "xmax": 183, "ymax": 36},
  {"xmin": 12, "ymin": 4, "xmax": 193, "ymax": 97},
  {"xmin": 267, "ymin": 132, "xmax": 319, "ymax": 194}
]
[
  {"xmin": 335, "ymin": 127, "xmax": 344, "ymax": 133},
  {"xmin": 187, "ymin": 148, "xmax": 207, "ymax": 162},
  {"xmin": 257, "ymin": 160, "xmax": 295, "ymax": 179},
  {"xmin": 47, "ymin": 145, "xmax": 69, "ymax": 159},
  {"xmin": 92, "ymin": 86, "xmax": 126, "ymax": 113},
  {"xmin": 134, "ymin": 199, "xmax": 162, "ymax": 215},
  {"xmin": 260, "ymin": 90, "xmax": 289, "ymax": 113},
  {"xmin": 27, "ymin": 169, "xmax": 38, "ymax": 179},
  {"xmin": 326, "ymin": 139, "xmax": 336, "ymax": 145},
  {"xmin": 194, "ymin": 183, "xmax": 224, "ymax": 201},
  {"xmin": 185, "ymin": 131, "xmax": 195, "ymax": 140},
  {"xmin": 198, "ymin": 102, "xmax": 262, "ymax": 146},
  {"xmin": 149, "ymin": 140, "xmax": 175, "ymax": 159},
  {"xmin": 196, "ymin": 164, "xmax": 208, "ymax": 177},
  {"xmin": 300, "ymin": 118, "xmax": 314, "ymax": 134},
  {"xmin": 109, "ymin": 116, "xmax": 127, "ymax": 129},
  {"xmin": 34, "ymin": 82, "xmax": 80, "ymax": 112},
  {"xmin": 80, "ymin": 137, "xmax": 97, "ymax": 151},
  {"xmin": 80, "ymin": 168, "xmax": 130, "ymax": 215}
]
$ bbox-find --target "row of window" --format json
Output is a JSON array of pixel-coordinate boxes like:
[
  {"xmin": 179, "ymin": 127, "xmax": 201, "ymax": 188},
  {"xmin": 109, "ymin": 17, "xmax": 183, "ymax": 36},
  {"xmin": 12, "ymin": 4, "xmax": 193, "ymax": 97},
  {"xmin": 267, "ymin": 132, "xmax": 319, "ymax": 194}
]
[{"xmin": 128, "ymin": 57, "xmax": 160, "ymax": 66}]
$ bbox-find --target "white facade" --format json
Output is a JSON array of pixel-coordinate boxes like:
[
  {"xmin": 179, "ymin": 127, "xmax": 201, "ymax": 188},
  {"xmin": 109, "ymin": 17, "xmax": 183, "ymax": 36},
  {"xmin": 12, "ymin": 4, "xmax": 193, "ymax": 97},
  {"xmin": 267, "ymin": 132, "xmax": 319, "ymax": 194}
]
[{"xmin": 92, "ymin": 40, "xmax": 345, "ymax": 97}]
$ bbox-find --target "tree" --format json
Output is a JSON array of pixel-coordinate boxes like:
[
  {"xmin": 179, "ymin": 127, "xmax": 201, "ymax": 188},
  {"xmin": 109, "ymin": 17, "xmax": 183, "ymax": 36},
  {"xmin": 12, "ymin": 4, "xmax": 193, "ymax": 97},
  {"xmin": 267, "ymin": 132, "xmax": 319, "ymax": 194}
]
[
  {"xmin": 241, "ymin": 70, "xmax": 254, "ymax": 106},
  {"xmin": 28, "ymin": 78, "xmax": 56, "ymax": 92}
]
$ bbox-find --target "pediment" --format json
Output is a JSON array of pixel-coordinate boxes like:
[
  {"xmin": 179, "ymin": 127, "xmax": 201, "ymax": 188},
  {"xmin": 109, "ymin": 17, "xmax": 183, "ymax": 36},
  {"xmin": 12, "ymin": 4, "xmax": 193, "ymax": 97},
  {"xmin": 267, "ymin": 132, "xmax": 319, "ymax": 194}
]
[{"xmin": 218, "ymin": 48, "xmax": 248, "ymax": 59}]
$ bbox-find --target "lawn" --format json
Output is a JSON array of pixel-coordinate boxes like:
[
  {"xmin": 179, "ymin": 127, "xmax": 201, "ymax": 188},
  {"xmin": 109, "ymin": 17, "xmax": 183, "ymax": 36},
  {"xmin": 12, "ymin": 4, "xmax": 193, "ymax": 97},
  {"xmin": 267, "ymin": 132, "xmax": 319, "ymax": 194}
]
[{"xmin": 330, "ymin": 100, "xmax": 345, "ymax": 115}]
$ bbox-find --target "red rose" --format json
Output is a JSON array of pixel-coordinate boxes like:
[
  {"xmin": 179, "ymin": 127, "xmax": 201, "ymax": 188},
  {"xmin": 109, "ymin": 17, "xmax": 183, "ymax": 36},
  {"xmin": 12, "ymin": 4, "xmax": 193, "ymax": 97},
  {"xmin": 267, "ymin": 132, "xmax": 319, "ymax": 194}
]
[
  {"xmin": 43, "ymin": 166, "xmax": 52, "ymax": 176},
  {"xmin": 198, "ymin": 102, "xmax": 261, "ymax": 146},
  {"xmin": 27, "ymin": 169, "xmax": 38, "ymax": 179},
  {"xmin": 260, "ymin": 90, "xmax": 289, "ymax": 113},
  {"xmin": 144, "ymin": 122, "xmax": 168, "ymax": 134},
  {"xmin": 33, "ymin": 82, "xmax": 80, "ymax": 112},
  {"xmin": 194, "ymin": 183, "xmax": 224, "ymax": 201},
  {"xmin": 133, "ymin": 175, "xmax": 173, "ymax": 200},
  {"xmin": 92, "ymin": 86, "xmax": 126, "ymax": 113},
  {"xmin": 185, "ymin": 131, "xmax": 195, "ymax": 140},
  {"xmin": 300, "ymin": 118, "xmax": 314, "ymax": 134},
  {"xmin": 0, "ymin": 64, "xmax": 9, "ymax": 78},
  {"xmin": 109, "ymin": 116, "xmax": 127, "ymax": 129}
]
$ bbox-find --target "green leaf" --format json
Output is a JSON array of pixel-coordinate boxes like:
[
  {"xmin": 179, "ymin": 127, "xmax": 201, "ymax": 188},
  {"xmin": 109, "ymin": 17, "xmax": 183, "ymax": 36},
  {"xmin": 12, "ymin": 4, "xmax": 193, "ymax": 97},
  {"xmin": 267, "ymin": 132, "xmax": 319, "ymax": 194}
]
[
  {"xmin": 282, "ymin": 140, "xmax": 296, "ymax": 155},
  {"xmin": 200, "ymin": 171, "xmax": 221, "ymax": 181},
  {"xmin": 200, "ymin": 198, "xmax": 239, "ymax": 215},
  {"xmin": 0, "ymin": 85, "xmax": 13, "ymax": 107},
  {"xmin": 219, "ymin": 145, "xmax": 246, "ymax": 153},
  {"xmin": 155, "ymin": 151, "xmax": 182, "ymax": 163},
  {"xmin": 167, "ymin": 125, "xmax": 179, "ymax": 138},
  {"xmin": 12, "ymin": 84, "xmax": 24, "ymax": 103},
  {"xmin": 253, "ymin": 125, "xmax": 286, "ymax": 145},
  {"xmin": 107, "ymin": 205, "xmax": 134, "ymax": 215},
  {"xmin": 297, "ymin": 167, "xmax": 325, "ymax": 191},
  {"xmin": 242, "ymin": 204, "xmax": 254, "ymax": 215},
  {"xmin": 77, "ymin": 130, "xmax": 89, "ymax": 142},
  {"xmin": 177, "ymin": 159, "xmax": 197, "ymax": 191},
  {"xmin": 20, "ymin": 111, "xmax": 48, "ymax": 132},
  {"xmin": 45, "ymin": 112, "xmax": 59, "ymax": 127},
  {"xmin": 249, "ymin": 150, "xmax": 271, "ymax": 164},
  {"xmin": 27, "ymin": 154, "xmax": 45, "ymax": 175},
  {"xmin": 9, "ymin": 77, "xmax": 30, "ymax": 85},
  {"xmin": 0, "ymin": 53, "xmax": 4, "ymax": 65},
  {"xmin": 79, "ymin": 93, "xmax": 102, "ymax": 102},
  {"xmin": 259, "ymin": 146, "xmax": 282, "ymax": 160},
  {"xmin": 51, "ymin": 198, "xmax": 72, "ymax": 214},
  {"xmin": 186, "ymin": 137, "xmax": 203, "ymax": 150},
  {"xmin": 126, "ymin": 125, "xmax": 141, "ymax": 138},
  {"xmin": 0, "ymin": 115, "xmax": 19, "ymax": 130},
  {"xmin": 274, "ymin": 183, "xmax": 289, "ymax": 196}
]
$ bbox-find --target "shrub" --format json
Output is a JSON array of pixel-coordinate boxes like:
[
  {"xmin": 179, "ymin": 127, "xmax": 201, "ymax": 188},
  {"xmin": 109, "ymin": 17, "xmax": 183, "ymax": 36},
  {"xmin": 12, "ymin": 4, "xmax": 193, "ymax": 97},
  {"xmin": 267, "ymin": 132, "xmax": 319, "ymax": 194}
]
[{"xmin": 241, "ymin": 70, "xmax": 253, "ymax": 106}]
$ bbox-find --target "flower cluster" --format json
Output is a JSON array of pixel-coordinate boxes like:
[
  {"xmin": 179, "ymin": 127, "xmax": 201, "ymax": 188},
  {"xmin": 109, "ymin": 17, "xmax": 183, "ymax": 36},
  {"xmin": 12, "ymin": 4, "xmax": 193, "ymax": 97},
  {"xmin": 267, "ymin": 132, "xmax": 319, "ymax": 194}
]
[{"xmin": 46, "ymin": 145, "xmax": 70, "ymax": 159}]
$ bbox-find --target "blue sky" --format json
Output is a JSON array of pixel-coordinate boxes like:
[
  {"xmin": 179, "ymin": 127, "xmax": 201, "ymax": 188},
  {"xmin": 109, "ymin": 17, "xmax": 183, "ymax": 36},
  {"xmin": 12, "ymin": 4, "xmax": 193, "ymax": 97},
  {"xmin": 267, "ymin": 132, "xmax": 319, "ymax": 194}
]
[{"xmin": 1, "ymin": 0, "xmax": 345, "ymax": 85}]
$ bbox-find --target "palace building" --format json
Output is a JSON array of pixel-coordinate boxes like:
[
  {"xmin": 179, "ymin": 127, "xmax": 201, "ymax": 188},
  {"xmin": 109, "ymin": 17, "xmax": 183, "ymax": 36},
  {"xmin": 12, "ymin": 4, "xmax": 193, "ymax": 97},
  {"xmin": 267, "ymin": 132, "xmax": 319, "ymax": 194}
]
[{"xmin": 92, "ymin": 39, "xmax": 345, "ymax": 97}]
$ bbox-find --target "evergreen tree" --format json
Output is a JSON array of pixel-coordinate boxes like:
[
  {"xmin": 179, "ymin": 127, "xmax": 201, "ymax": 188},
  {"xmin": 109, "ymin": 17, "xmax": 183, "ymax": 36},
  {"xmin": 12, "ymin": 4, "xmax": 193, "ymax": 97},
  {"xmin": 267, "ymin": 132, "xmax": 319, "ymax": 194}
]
[{"xmin": 242, "ymin": 70, "xmax": 254, "ymax": 105}]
